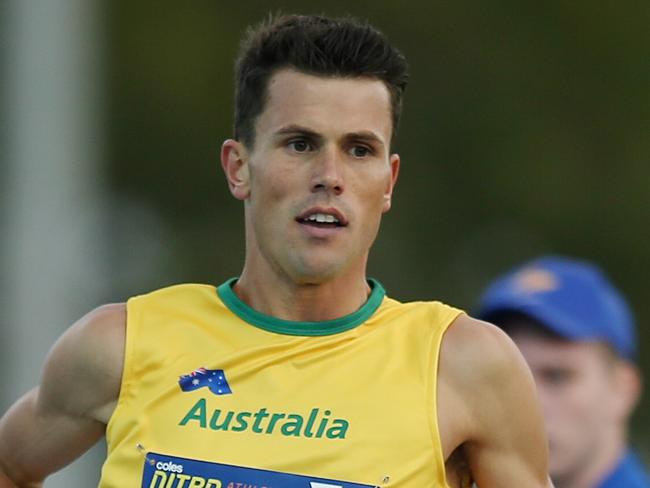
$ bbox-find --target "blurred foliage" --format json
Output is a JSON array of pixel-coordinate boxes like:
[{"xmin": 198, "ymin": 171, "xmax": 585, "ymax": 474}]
[{"xmin": 105, "ymin": 0, "xmax": 650, "ymax": 448}]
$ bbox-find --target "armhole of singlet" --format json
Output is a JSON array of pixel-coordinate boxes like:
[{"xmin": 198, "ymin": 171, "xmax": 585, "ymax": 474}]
[
  {"xmin": 426, "ymin": 304, "xmax": 464, "ymax": 488},
  {"xmin": 105, "ymin": 295, "xmax": 141, "ymax": 443}
]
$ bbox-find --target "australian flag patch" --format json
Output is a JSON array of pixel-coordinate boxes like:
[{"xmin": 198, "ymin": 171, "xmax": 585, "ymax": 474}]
[{"xmin": 178, "ymin": 367, "xmax": 232, "ymax": 396}]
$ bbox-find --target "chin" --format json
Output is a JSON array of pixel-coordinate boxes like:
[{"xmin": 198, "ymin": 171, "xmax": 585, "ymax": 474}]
[
  {"xmin": 548, "ymin": 453, "xmax": 574, "ymax": 481},
  {"xmin": 288, "ymin": 262, "xmax": 345, "ymax": 285}
]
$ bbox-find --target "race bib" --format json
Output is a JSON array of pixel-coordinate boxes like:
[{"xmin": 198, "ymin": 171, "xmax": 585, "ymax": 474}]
[{"xmin": 142, "ymin": 452, "xmax": 378, "ymax": 488}]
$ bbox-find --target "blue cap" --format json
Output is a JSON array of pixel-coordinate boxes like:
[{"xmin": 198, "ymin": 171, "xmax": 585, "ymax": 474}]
[{"xmin": 475, "ymin": 256, "xmax": 637, "ymax": 360}]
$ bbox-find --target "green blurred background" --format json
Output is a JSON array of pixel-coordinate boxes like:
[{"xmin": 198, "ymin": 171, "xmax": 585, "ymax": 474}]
[{"xmin": 2, "ymin": 0, "xmax": 649, "ymax": 485}]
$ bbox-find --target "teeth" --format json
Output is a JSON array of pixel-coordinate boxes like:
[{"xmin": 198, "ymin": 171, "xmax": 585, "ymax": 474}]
[{"xmin": 306, "ymin": 213, "xmax": 339, "ymax": 223}]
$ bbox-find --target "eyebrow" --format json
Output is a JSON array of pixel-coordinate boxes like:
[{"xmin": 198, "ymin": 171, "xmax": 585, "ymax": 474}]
[
  {"xmin": 343, "ymin": 131, "xmax": 386, "ymax": 148},
  {"xmin": 274, "ymin": 125, "xmax": 324, "ymax": 143}
]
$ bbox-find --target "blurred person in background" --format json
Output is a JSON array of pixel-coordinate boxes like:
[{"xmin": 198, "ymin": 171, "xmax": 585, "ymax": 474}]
[
  {"xmin": 0, "ymin": 14, "xmax": 553, "ymax": 488},
  {"xmin": 476, "ymin": 255, "xmax": 649, "ymax": 488}
]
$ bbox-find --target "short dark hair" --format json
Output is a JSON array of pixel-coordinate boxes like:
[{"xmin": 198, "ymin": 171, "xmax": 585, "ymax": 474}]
[{"xmin": 234, "ymin": 14, "xmax": 409, "ymax": 148}]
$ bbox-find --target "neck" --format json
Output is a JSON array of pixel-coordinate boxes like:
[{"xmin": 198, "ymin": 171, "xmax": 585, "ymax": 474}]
[
  {"xmin": 234, "ymin": 265, "xmax": 372, "ymax": 323},
  {"xmin": 553, "ymin": 436, "xmax": 626, "ymax": 488}
]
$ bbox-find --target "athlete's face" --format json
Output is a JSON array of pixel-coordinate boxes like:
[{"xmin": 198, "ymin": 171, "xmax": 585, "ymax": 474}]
[
  {"xmin": 509, "ymin": 327, "xmax": 638, "ymax": 485},
  {"xmin": 222, "ymin": 69, "xmax": 399, "ymax": 284}
]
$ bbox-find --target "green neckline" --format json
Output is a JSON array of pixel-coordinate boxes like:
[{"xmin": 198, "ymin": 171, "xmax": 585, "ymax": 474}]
[{"xmin": 216, "ymin": 277, "xmax": 385, "ymax": 336}]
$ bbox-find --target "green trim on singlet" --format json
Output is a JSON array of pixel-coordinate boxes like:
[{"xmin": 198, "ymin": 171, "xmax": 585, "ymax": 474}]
[{"xmin": 216, "ymin": 277, "xmax": 385, "ymax": 336}]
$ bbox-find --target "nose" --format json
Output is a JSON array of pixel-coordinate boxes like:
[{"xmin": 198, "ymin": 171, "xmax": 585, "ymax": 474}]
[{"xmin": 311, "ymin": 146, "xmax": 344, "ymax": 195}]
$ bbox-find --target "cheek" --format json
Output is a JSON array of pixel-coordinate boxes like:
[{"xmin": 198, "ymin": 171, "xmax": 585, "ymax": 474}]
[
  {"xmin": 542, "ymin": 378, "xmax": 609, "ymax": 426},
  {"xmin": 251, "ymin": 167, "xmax": 293, "ymax": 200},
  {"xmin": 356, "ymin": 169, "xmax": 392, "ymax": 206},
  {"xmin": 247, "ymin": 171, "xmax": 302, "ymax": 225},
  {"xmin": 355, "ymin": 184, "xmax": 388, "ymax": 232}
]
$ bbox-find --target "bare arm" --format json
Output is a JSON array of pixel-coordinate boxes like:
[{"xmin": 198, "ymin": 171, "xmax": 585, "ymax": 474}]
[
  {"xmin": 0, "ymin": 304, "xmax": 125, "ymax": 486},
  {"xmin": 439, "ymin": 315, "xmax": 554, "ymax": 487}
]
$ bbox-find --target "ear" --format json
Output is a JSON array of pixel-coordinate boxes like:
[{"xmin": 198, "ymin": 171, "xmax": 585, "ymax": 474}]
[
  {"xmin": 382, "ymin": 153, "xmax": 401, "ymax": 213},
  {"xmin": 611, "ymin": 361, "xmax": 642, "ymax": 421},
  {"xmin": 221, "ymin": 139, "xmax": 250, "ymax": 200}
]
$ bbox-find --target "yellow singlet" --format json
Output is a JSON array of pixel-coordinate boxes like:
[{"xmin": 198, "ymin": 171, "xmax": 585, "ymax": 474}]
[{"xmin": 99, "ymin": 279, "xmax": 463, "ymax": 488}]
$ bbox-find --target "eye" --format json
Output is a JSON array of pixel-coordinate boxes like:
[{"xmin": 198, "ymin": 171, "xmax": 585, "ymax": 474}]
[
  {"xmin": 350, "ymin": 145, "xmax": 372, "ymax": 158},
  {"xmin": 539, "ymin": 368, "xmax": 574, "ymax": 387},
  {"xmin": 288, "ymin": 139, "xmax": 312, "ymax": 153}
]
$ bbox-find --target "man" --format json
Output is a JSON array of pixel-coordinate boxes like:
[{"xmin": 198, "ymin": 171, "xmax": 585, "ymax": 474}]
[
  {"xmin": 476, "ymin": 255, "xmax": 649, "ymax": 488},
  {"xmin": 0, "ymin": 15, "xmax": 553, "ymax": 487}
]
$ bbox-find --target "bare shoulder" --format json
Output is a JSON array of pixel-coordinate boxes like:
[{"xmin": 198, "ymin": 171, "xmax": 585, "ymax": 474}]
[
  {"xmin": 38, "ymin": 303, "xmax": 127, "ymax": 423},
  {"xmin": 439, "ymin": 313, "xmax": 540, "ymax": 435},
  {"xmin": 440, "ymin": 314, "xmax": 529, "ymax": 388},
  {"xmin": 439, "ymin": 314, "xmax": 551, "ymax": 486}
]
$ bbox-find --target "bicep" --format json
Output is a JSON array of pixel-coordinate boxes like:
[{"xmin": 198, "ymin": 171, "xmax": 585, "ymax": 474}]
[
  {"xmin": 0, "ymin": 303, "xmax": 125, "ymax": 484},
  {"xmin": 440, "ymin": 315, "xmax": 552, "ymax": 487},
  {"xmin": 0, "ymin": 388, "xmax": 104, "ymax": 484},
  {"xmin": 465, "ymin": 324, "xmax": 551, "ymax": 487}
]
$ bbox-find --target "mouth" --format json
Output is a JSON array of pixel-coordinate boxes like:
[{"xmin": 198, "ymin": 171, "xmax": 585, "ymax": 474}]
[{"xmin": 296, "ymin": 209, "xmax": 348, "ymax": 229}]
